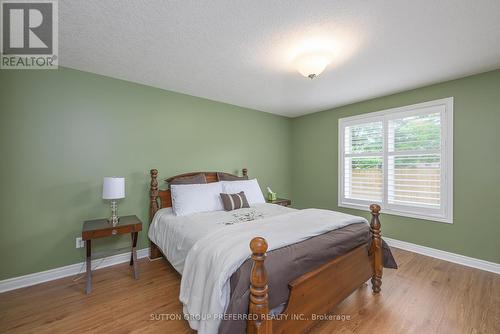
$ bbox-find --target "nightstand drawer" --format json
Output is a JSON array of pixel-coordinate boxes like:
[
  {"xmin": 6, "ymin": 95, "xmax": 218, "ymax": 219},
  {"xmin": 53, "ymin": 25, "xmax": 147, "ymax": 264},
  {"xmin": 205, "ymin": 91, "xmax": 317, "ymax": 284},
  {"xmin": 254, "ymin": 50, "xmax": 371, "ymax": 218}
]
[{"xmin": 82, "ymin": 222, "xmax": 142, "ymax": 240}]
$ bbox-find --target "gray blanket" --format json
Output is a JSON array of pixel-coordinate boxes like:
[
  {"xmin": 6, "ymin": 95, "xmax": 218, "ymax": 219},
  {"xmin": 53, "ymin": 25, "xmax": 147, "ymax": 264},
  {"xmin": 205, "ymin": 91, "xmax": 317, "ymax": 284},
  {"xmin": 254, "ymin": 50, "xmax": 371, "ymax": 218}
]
[{"xmin": 219, "ymin": 222, "xmax": 397, "ymax": 334}]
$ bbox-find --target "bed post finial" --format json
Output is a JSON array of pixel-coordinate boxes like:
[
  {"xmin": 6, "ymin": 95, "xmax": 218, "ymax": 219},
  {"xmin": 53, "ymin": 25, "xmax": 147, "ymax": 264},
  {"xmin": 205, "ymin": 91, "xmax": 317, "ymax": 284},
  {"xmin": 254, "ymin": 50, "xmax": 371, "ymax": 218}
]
[
  {"xmin": 370, "ymin": 204, "xmax": 383, "ymax": 293},
  {"xmin": 248, "ymin": 237, "xmax": 271, "ymax": 334},
  {"xmin": 242, "ymin": 168, "xmax": 248, "ymax": 178},
  {"xmin": 150, "ymin": 169, "xmax": 159, "ymax": 222}
]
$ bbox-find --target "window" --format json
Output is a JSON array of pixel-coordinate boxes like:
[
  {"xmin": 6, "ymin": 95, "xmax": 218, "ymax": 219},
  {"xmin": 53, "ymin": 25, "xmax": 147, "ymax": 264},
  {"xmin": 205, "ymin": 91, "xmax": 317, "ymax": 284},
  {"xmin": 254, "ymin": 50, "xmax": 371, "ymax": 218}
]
[{"xmin": 339, "ymin": 98, "xmax": 453, "ymax": 223}]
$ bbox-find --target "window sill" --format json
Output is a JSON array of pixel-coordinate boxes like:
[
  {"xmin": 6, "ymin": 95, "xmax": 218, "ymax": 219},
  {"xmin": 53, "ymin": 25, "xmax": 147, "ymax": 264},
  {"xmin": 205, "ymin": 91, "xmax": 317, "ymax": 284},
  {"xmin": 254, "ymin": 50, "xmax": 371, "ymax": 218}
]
[{"xmin": 338, "ymin": 201, "xmax": 453, "ymax": 224}]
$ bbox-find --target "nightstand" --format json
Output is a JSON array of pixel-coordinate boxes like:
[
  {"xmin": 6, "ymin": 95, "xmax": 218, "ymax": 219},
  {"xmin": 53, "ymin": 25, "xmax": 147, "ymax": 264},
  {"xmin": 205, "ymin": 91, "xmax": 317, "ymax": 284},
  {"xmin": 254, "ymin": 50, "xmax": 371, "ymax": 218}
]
[
  {"xmin": 82, "ymin": 215, "xmax": 142, "ymax": 294},
  {"xmin": 267, "ymin": 198, "xmax": 292, "ymax": 207}
]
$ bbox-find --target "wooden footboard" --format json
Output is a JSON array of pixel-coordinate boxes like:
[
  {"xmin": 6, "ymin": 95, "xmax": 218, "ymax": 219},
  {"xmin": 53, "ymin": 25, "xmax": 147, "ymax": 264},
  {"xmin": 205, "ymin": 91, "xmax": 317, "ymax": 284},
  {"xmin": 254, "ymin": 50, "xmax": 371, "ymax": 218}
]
[{"xmin": 248, "ymin": 204, "xmax": 383, "ymax": 334}]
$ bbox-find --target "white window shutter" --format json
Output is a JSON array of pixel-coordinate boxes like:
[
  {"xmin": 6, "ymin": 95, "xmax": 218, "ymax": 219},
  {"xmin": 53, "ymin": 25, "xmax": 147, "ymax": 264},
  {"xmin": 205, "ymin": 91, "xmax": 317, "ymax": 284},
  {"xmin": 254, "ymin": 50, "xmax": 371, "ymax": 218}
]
[{"xmin": 339, "ymin": 98, "xmax": 453, "ymax": 223}]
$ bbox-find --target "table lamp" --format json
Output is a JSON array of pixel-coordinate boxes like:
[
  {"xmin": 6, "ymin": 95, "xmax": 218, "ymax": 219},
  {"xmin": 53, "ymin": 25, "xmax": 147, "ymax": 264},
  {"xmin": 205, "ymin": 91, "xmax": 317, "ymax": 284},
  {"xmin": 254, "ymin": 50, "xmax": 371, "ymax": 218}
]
[{"xmin": 102, "ymin": 177, "xmax": 125, "ymax": 226}]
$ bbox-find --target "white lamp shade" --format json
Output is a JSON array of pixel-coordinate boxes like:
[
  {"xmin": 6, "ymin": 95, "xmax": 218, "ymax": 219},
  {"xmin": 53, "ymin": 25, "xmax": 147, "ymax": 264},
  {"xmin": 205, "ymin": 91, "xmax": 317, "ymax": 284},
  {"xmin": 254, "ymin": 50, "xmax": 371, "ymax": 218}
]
[{"xmin": 102, "ymin": 177, "xmax": 125, "ymax": 199}]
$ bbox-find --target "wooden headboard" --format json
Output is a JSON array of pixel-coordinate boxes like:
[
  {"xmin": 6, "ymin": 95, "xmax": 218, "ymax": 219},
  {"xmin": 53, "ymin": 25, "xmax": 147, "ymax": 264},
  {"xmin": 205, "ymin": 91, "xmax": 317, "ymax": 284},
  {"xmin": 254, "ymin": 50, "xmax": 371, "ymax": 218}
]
[{"xmin": 149, "ymin": 168, "xmax": 248, "ymax": 222}]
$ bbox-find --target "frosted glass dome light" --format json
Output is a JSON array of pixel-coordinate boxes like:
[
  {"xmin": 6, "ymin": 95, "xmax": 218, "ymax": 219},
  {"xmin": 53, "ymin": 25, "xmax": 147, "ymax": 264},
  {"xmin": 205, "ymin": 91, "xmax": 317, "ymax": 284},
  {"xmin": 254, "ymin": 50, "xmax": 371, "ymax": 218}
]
[{"xmin": 293, "ymin": 51, "xmax": 333, "ymax": 79}]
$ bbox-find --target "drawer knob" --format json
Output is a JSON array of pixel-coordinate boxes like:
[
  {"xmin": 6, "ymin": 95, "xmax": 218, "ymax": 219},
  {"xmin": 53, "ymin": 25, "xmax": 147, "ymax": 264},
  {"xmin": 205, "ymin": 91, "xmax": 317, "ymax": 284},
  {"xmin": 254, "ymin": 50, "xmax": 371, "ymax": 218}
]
[{"xmin": 112, "ymin": 229, "xmax": 117, "ymax": 235}]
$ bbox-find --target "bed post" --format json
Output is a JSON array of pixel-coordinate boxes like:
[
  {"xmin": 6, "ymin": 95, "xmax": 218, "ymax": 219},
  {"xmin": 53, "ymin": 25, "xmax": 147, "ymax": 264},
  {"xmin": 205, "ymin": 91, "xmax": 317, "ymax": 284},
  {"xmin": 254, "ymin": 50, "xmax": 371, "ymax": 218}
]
[
  {"xmin": 370, "ymin": 204, "xmax": 383, "ymax": 293},
  {"xmin": 242, "ymin": 168, "xmax": 248, "ymax": 178},
  {"xmin": 149, "ymin": 169, "xmax": 162, "ymax": 259},
  {"xmin": 150, "ymin": 169, "xmax": 159, "ymax": 220},
  {"xmin": 248, "ymin": 237, "xmax": 272, "ymax": 334}
]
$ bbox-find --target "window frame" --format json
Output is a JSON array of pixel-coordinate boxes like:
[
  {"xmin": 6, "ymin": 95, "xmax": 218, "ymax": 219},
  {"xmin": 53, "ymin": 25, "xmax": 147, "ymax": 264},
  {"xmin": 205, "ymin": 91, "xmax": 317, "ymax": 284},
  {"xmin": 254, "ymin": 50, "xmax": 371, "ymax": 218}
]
[{"xmin": 338, "ymin": 97, "xmax": 453, "ymax": 224}]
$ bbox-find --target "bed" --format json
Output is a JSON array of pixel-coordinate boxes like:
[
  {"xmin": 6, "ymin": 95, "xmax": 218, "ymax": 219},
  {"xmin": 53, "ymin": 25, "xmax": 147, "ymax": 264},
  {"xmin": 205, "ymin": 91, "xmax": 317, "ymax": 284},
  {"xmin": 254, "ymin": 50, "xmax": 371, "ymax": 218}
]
[{"xmin": 148, "ymin": 169, "xmax": 395, "ymax": 334}]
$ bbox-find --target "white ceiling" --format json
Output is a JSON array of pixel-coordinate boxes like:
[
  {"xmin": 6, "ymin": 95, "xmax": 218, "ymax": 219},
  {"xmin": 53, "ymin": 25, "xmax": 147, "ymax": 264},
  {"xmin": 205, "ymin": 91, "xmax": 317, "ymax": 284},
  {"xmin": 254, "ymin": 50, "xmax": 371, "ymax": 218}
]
[{"xmin": 60, "ymin": 1, "xmax": 500, "ymax": 117}]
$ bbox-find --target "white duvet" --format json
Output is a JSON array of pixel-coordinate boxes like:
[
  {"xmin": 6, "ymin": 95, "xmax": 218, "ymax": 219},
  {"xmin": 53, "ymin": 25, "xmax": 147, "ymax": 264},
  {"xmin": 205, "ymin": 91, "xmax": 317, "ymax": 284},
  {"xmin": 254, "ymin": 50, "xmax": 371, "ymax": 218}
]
[
  {"xmin": 149, "ymin": 203, "xmax": 295, "ymax": 274},
  {"xmin": 149, "ymin": 204, "xmax": 367, "ymax": 334}
]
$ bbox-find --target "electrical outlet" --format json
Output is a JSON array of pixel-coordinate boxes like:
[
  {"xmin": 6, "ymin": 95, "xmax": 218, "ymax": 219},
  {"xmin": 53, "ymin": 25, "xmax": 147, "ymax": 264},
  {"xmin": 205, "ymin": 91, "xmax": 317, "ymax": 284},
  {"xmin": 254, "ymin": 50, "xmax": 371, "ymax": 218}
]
[{"xmin": 76, "ymin": 237, "xmax": 84, "ymax": 248}]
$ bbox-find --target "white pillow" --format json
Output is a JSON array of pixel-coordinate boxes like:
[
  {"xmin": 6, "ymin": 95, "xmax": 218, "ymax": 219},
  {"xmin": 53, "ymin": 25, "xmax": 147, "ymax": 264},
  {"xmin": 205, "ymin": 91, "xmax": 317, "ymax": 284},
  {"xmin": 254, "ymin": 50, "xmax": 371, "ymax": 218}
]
[
  {"xmin": 170, "ymin": 182, "xmax": 224, "ymax": 216},
  {"xmin": 221, "ymin": 179, "xmax": 266, "ymax": 205}
]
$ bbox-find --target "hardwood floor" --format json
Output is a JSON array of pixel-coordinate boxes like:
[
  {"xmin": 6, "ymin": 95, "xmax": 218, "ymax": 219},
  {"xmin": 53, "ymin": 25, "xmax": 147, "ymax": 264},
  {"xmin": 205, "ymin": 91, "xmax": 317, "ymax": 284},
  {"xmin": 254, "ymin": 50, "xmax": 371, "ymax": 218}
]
[{"xmin": 0, "ymin": 248, "xmax": 498, "ymax": 334}]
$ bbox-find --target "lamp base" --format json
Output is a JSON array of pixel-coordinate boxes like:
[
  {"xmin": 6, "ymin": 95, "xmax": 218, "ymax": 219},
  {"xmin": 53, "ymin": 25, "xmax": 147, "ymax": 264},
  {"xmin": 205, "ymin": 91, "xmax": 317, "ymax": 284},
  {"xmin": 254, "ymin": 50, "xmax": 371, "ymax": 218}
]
[
  {"xmin": 107, "ymin": 216, "xmax": 120, "ymax": 227},
  {"xmin": 107, "ymin": 200, "xmax": 120, "ymax": 227}
]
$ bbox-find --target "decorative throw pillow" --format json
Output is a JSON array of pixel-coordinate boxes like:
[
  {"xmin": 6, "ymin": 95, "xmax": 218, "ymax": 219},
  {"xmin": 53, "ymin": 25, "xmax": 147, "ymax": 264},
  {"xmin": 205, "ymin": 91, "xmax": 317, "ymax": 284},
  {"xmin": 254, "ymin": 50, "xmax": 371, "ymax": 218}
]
[
  {"xmin": 217, "ymin": 172, "xmax": 248, "ymax": 181},
  {"xmin": 169, "ymin": 173, "xmax": 207, "ymax": 185},
  {"xmin": 220, "ymin": 191, "xmax": 250, "ymax": 211}
]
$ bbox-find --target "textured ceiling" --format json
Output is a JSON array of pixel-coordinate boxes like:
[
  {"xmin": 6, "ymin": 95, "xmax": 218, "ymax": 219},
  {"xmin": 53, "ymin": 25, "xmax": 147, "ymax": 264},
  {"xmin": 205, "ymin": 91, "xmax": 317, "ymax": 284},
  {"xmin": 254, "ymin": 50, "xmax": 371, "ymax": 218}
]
[{"xmin": 60, "ymin": 1, "xmax": 500, "ymax": 117}]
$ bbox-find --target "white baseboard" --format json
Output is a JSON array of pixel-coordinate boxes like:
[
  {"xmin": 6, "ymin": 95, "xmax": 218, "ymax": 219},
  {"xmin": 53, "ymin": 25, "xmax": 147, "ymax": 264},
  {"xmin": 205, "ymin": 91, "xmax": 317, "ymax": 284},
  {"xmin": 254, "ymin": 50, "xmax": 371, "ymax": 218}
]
[
  {"xmin": 384, "ymin": 237, "xmax": 500, "ymax": 275},
  {"xmin": 2, "ymin": 238, "xmax": 498, "ymax": 293},
  {"xmin": 0, "ymin": 248, "xmax": 149, "ymax": 293}
]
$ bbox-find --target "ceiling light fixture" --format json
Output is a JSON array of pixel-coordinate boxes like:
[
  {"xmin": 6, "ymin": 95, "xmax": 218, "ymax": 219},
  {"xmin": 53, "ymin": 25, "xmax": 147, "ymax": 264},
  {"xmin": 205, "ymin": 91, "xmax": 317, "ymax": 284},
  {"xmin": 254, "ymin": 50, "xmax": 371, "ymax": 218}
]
[{"xmin": 293, "ymin": 50, "xmax": 333, "ymax": 79}]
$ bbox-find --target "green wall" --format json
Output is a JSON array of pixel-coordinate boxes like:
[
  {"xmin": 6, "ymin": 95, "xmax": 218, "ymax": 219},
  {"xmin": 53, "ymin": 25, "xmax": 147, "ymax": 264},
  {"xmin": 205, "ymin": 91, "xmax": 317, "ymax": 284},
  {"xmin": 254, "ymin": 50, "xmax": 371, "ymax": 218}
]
[
  {"xmin": 291, "ymin": 69, "xmax": 500, "ymax": 263},
  {"xmin": 0, "ymin": 67, "xmax": 292, "ymax": 280},
  {"xmin": 1, "ymin": 67, "xmax": 499, "ymax": 281}
]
